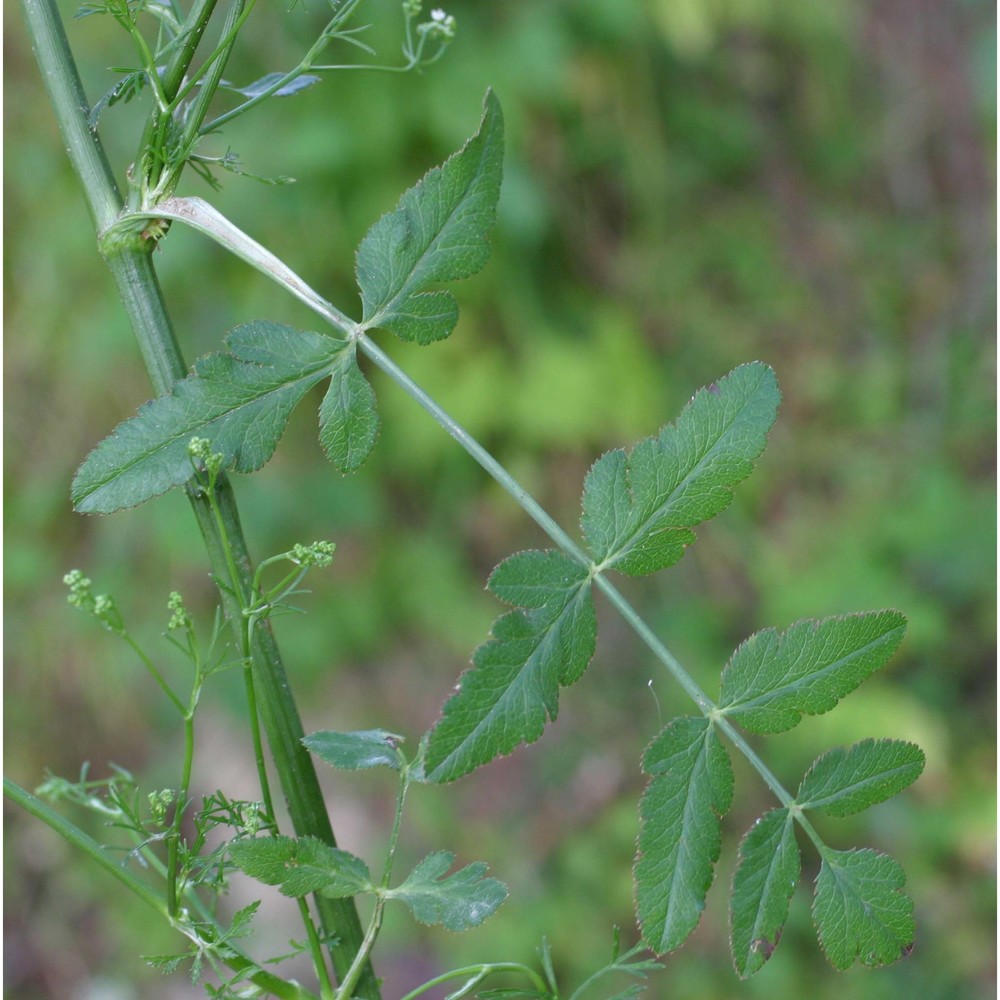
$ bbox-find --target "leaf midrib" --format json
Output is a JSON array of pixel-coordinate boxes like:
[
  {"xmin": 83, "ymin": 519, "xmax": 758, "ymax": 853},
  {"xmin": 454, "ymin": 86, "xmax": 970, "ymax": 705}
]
[
  {"xmin": 364, "ymin": 128, "xmax": 496, "ymax": 331},
  {"xmin": 799, "ymin": 757, "xmax": 920, "ymax": 811},
  {"xmin": 659, "ymin": 731, "xmax": 712, "ymax": 948},
  {"xmin": 75, "ymin": 356, "xmax": 336, "ymax": 502},
  {"xmin": 427, "ymin": 579, "xmax": 589, "ymax": 780},
  {"xmin": 720, "ymin": 623, "xmax": 904, "ymax": 717},
  {"xmin": 737, "ymin": 811, "xmax": 794, "ymax": 965}
]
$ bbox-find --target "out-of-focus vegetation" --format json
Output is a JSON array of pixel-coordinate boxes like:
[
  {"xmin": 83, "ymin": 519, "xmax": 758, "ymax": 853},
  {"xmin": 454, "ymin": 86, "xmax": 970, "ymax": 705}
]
[{"xmin": 4, "ymin": 0, "xmax": 995, "ymax": 997}]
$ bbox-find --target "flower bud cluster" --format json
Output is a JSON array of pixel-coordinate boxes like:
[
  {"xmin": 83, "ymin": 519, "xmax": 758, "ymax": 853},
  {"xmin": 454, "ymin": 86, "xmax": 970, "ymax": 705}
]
[
  {"xmin": 290, "ymin": 540, "xmax": 336, "ymax": 568},
  {"xmin": 167, "ymin": 591, "xmax": 192, "ymax": 631},
  {"xmin": 187, "ymin": 436, "xmax": 224, "ymax": 478},
  {"xmin": 148, "ymin": 788, "xmax": 176, "ymax": 823},
  {"xmin": 64, "ymin": 569, "xmax": 125, "ymax": 633}
]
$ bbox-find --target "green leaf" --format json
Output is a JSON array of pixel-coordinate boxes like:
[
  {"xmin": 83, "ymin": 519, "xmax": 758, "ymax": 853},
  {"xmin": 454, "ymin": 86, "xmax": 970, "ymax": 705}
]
[
  {"xmin": 717, "ymin": 611, "xmax": 907, "ymax": 734},
  {"xmin": 228, "ymin": 834, "xmax": 372, "ymax": 898},
  {"xmin": 356, "ymin": 89, "xmax": 504, "ymax": 344},
  {"xmin": 730, "ymin": 809, "xmax": 801, "ymax": 977},
  {"xmin": 227, "ymin": 72, "xmax": 321, "ymax": 98},
  {"xmin": 385, "ymin": 850, "xmax": 507, "ymax": 931},
  {"xmin": 72, "ymin": 322, "xmax": 344, "ymax": 513},
  {"xmin": 226, "ymin": 900, "xmax": 261, "ymax": 940},
  {"xmin": 812, "ymin": 849, "xmax": 915, "ymax": 970},
  {"xmin": 423, "ymin": 550, "xmax": 594, "ymax": 782},
  {"xmin": 797, "ymin": 739, "xmax": 925, "ymax": 816},
  {"xmin": 635, "ymin": 717, "xmax": 734, "ymax": 954},
  {"xmin": 145, "ymin": 953, "xmax": 186, "ymax": 974},
  {"xmin": 581, "ymin": 363, "xmax": 779, "ymax": 575},
  {"xmin": 303, "ymin": 729, "xmax": 406, "ymax": 771},
  {"xmin": 87, "ymin": 69, "xmax": 147, "ymax": 128},
  {"xmin": 317, "ymin": 347, "xmax": 380, "ymax": 472}
]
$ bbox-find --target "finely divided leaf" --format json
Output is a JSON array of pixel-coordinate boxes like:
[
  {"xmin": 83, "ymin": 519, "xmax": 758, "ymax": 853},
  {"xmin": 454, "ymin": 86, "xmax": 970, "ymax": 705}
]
[
  {"xmin": 717, "ymin": 611, "xmax": 907, "ymax": 734},
  {"xmin": 636, "ymin": 717, "xmax": 734, "ymax": 954},
  {"xmin": 144, "ymin": 954, "xmax": 186, "ymax": 975},
  {"xmin": 424, "ymin": 550, "xmax": 594, "ymax": 783},
  {"xmin": 318, "ymin": 347, "xmax": 380, "ymax": 472},
  {"xmin": 356, "ymin": 90, "xmax": 503, "ymax": 344},
  {"xmin": 730, "ymin": 809, "xmax": 801, "ymax": 977},
  {"xmin": 812, "ymin": 849, "xmax": 915, "ymax": 970},
  {"xmin": 72, "ymin": 322, "xmax": 345, "ymax": 513},
  {"xmin": 88, "ymin": 70, "xmax": 148, "ymax": 128},
  {"xmin": 386, "ymin": 850, "xmax": 507, "ymax": 931},
  {"xmin": 797, "ymin": 739, "xmax": 925, "ymax": 816},
  {"xmin": 229, "ymin": 72, "xmax": 321, "ymax": 98},
  {"xmin": 581, "ymin": 364, "xmax": 780, "ymax": 576},
  {"xmin": 303, "ymin": 729, "xmax": 406, "ymax": 771},
  {"xmin": 228, "ymin": 834, "xmax": 372, "ymax": 898}
]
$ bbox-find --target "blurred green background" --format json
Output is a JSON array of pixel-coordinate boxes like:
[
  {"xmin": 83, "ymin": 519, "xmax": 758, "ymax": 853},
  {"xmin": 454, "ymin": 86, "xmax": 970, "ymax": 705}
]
[{"xmin": 4, "ymin": 0, "xmax": 995, "ymax": 997}]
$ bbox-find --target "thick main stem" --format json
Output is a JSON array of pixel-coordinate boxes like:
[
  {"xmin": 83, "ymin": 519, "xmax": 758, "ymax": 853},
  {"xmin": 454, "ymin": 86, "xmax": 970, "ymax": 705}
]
[{"xmin": 19, "ymin": 2, "xmax": 379, "ymax": 995}]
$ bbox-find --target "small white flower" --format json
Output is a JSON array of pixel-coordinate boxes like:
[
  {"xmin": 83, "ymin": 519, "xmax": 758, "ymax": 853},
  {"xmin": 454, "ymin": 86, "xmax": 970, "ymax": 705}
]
[{"xmin": 431, "ymin": 8, "xmax": 446, "ymax": 20}]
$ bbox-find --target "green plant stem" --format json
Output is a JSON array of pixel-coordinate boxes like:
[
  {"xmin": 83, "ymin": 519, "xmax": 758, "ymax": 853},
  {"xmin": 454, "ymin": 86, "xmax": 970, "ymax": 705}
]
[
  {"xmin": 165, "ymin": 0, "xmax": 258, "ymax": 113},
  {"xmin": 356, "ymin": 333, "xmax": 593, "ymax": 565},
  {"xmin": 122, "ymin": 12, "xmax": 171, "ymax": 112},
  {"xmin": 120, "ymin": 196, "xmax": 813, "ymax": 828},
  {"xmin": 335, "ymin": 765, "xmax": 412, "ymax": 1000},
  {"xmin": 166, "ymin": 702, "xmax": 197, "ymax": 916},
  {"xmin": 566, "ymin": 943, "xmax": 655, "ymax": 1000},
  {"xmin": 381, "ymin": 768, "xmax": 411, "ymax": 889},
  {"xmin": 20, "ymin": 3, "xmax": 379, "ymax": 994},
  {"xmin": 21, "ymin": 0, "xmax": 122, "ymax": 232},
  {"xmin": 173, "ymin": 0, "xmax": 247, "ymax": 152},
  {"xmin": 334, "ymin": 899, "xmax": 385, "ymax": 1000},
  {"xmin": 398, "ymin": 963, "xmax": 550, "ymax": 1000},
  {"xmin": 121, "ymin": 632, "xmax": 188, "ymax": 714},
  {"xmin": 129, "ymin": 0, "xmax": 222, "ymax": 207},
  {"xmin": 299, "ymin": 897, "xmax": 337, "ymax": 1000},
  {"xmin": 198, "ymin": 0, "xmax": 369, "ymax": 134},
  {"xmin": 161, "ymin": 0, "xmax": 220, "ymax": 99},
  {"xmin": 202, "ymin": 476, "xmax": 277, "ymax": 821},
  {"xmin": 166, "ymin": 680, "xmax": 198, "ymax": 916},
  {"xmin": 3, "ymin": 778, "xmax": 316, "ymax": 1000}
]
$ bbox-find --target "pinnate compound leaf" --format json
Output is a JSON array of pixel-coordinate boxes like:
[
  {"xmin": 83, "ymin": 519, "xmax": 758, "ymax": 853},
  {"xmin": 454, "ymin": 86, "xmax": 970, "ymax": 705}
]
[
  {"xmin": 581, "ymin": 363, "xmax": 779, "ymax": 575},
  {"xmin": 812, "ymin": 849, "xmax": 914, "ymax": 970},
  {"xmin": 303, "ymin": 729, "xmax": 406, "ymax": 771},
  {"xmin": 356, "ymin": 90, "xmax": 503, "ymax": 344},
  {"xmin": 635, "ymin": 717, "xmax": 734, "ymax": 954},
  {"xmin": 228, "ymin": 834, "xmax": 372, "ymax": 899},
  {"xmin": 797, "ymin": 739, "xmax": 925, "ymax": 817},
  {"xmin": 71, "ymin": 322, "xmax": 346, "ymax": 513},
  {"xmin": 717, "ymin": 611, "xmax": 907, "ymax": 734},
  {"xmin": 317, "ymin": 347, "xmax": 379, "ymax": 472},
  {"xmin": 386, "ymin": 850, "xmax": 507, "ymax": 931},
  {"xmin": 423, "ymin": 551, "xmax": 594, "ymax": 783},
  {"xmin": 730, "ymin": 809, "xmax": 801, "ymax": 977}
]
